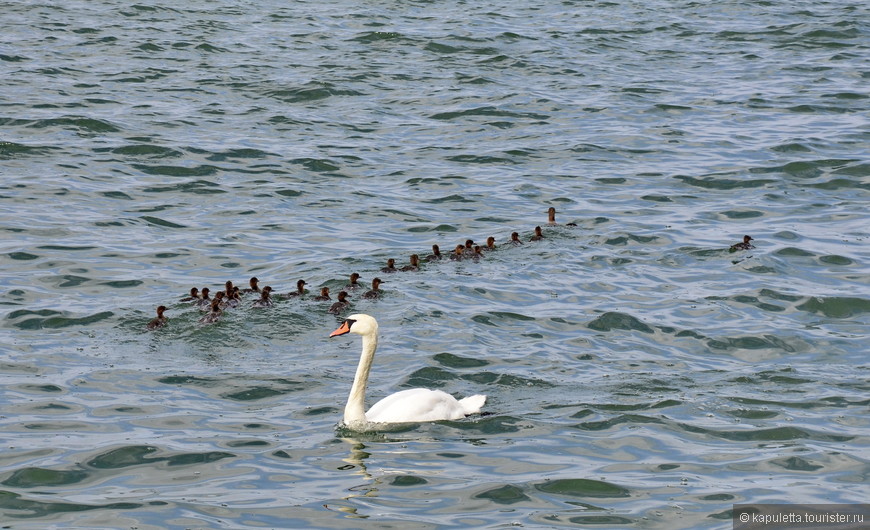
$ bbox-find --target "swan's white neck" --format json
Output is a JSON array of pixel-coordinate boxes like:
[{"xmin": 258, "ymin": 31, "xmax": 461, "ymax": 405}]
[{"xmin": 344, "ymin": 330, "xmax": 378, "ymax": 425}]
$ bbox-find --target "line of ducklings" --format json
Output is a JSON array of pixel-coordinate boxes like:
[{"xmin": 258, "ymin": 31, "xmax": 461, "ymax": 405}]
[{"xmin": 147, "ymin": 207, "xmax": 756, "ymax": 330}]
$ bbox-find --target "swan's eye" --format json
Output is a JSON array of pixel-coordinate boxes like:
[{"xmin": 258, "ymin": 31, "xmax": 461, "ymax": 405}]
[{"xmin": 345, "ymin": 318, "xmax": 357, "ymax": 327}]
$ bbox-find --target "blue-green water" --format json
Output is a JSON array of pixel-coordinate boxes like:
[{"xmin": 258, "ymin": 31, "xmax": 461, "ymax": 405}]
[{"xmin": 2, "ymin": 0, "xmax": 869, "ymax": 528}]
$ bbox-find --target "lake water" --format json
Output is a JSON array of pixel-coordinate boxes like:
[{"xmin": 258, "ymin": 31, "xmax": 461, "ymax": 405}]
[{"xmin": 2, "ymin": 0, "xmax": 869, "ymax": 528}]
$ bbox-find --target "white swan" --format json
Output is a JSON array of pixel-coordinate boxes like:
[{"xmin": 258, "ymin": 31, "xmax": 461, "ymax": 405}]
[{"xmin": 330, "ymin": 314, "xmax": 486, "ymax": 429}]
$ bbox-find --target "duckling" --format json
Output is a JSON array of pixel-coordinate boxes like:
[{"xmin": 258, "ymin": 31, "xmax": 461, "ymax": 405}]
[
  {"xmin": 200, "ymin": 298, "xmax": 222, "ymax": 324},
  {"xmin": 425, "ymin": 244, "xmax": 442, "ymax": 262},
  {"xmin": 548, "ymin": 206, "xmax": 577, "ymax": 226},
  {"xmin": 242, "ymin": 277, "xmax": 260, "ymax": 294},
  {"xmin": 483, "ymin": 236, "xmax": 496, "ymax": 252},
  {"xmin": 197, "ymin": 288, "xmax": 212, "ymax": 309},
  {"xmin": 363, "ymin": 277, "xmax": 384, "ymax": 299},
  {"xmin": 400, "ymin": 254, "xmax": 420, "ymax": 272},
  {"xmin": 463, "ymin": 239, "xmax": 475, "ymax": 256},
  {"xmin": 284, "ymin": 279, "xmax": 307, "ymax": 299},
  {"xmin": 509, "ymin": 232, "xmax": 523, "ymax": 246},
  {"xmin": 730, "ymin": 235, "xmax": 755, "ymax": 252},
  {"xmin": 252, "ymin": 286, "xmax": 273, "ymax": 308},
  {"xmin": 529, "ymin": 226, "xmax": 544, "ymax": 241},
  {"xmin": 147, "ymin": 305, "xmax": 168, "ymax": 330},
  {"xmin": 345, "ymin": 272, "xmax": 363, "ymax": 290},
  {"xmin": 471, "ymin": 245, "xmax": 484, "ymax": 262},
  {"xmin": 328, "ymin": 291, "xmax": 351, "ymax": 314},
  {"xmin": 313, "ymin": 287, "xmax": 331, "ymax": 301},
  {"xmin": 381, "ymin": 258, "xmax": 397, "ymax": 273},
  {"xmin": 180, "ymin": 287, "xmax": 199, "ymax": 302}
]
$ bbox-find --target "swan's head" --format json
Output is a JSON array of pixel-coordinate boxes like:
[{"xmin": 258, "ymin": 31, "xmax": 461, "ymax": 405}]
[{"xmin": 330, "ymin": 314, "xmax": 378, "ymax": 338}]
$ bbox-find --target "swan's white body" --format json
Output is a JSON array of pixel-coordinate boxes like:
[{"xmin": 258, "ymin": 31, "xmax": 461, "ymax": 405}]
[{"xmin": 331, "ymin": 314, "xmax": 486, "ymax": 429}]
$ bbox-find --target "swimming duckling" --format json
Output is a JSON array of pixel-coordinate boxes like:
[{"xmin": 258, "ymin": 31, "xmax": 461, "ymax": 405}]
[
  {"xmin": 509, "ymin": 232, "xmax": 523, "ymax": 246},
  {"xmin": 313, "ymin": 287, "xmax": 331, "ymax": 301},
  {"xmin": 197, "ymin": 288, "xmax": 212, "ymax": 309},
  {"xmin": 381, "ymin": 258, "xmax": 397, "ymax": 273},
  {"xmin": 345, "ymin": 272, "xmax": 363, "ymax": 290},
  {"xmin": 363, "ymin": 277, "xmax": 384, "ymax": 299},
  {"xmin": 200, "ymin": 298, "xmax": 222, "ymax": 324},
  {"xmin": 242, "ymin": 277, "xmax": 260, "ymax": 294},
  {"xmin": 223, "ymin": 280, "xmax": 234, "ymax": 298},
  {"xmin": 425, "ymin": 244, "xmax": 442, "ymax": 262},
  {"xmin": 400, "ymin": 254, "xmax": 420, "ymax": 272},
  {"xmin": 529, "ymin": 226, "xmax": 544, "ymax": 241},
  {"xmin": 147, "ymin": 305, "xmax": 168, "ymax": 330},
  {"xmin": 284, "ymin": 279, "xmax": 307, "ymax": 298},
  {"xmin": 450, "ymin": 244, "xmax": 465, "ymax": 261},
  {"xmin": 471, "ymin": 245, "xmax": 484, "ymax": 262},
  {"xmin": 730, "ymin": 235, "xmax": 755, "ymax": 252},
  {"xmin": 252, "ymin": 286, "xmax": 273, "ymax": 308},
  {"xmin": 463, "ymin": 239, "xmax": 476, "ymax": 256},
  {"xmin": 483, "ymin": 236, "xmax": 496, "ymax": 252},
  {"xmin": 547, "ymin": 206, "xmax": 577, "ymax": 227},
  {"xmin": 328, "ymin": 291, "xmax": 351, "ymax": 314},
  {"xmin": 180, "ymin": 287, "xmax": 199, "ymax": 302},
  {"xmin": 224, "ymin": 286, "xmax": 241, "ymax": 308}
]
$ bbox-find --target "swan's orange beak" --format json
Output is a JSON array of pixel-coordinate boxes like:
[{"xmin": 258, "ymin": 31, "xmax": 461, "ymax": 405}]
[{"xmin": 330, "ymin": 320, "xmax": 352, "ymax": 337}]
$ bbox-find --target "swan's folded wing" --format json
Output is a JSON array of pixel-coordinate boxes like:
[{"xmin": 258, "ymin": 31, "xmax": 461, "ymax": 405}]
[{"xmin": 365, "ymin": 388, "xmax": 474, "ymax": 423}]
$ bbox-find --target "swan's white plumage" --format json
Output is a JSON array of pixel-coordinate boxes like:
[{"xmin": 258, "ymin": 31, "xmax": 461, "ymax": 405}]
[{"xmin": 331, "ymin": 314, "xmax": 486, "ymax": 429}]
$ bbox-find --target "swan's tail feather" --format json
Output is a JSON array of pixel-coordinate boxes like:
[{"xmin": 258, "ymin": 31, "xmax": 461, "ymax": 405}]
[{"xmin": 458, "ymin": 394, "xmax": 486, "ymax": 415}]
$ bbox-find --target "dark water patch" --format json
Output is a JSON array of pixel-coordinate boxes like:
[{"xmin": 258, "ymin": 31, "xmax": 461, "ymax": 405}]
[
  {"xmin": 0, "ymin": 141, "xmax": 59, "ymax": 159},
  {"xmin": 727, "ymin": 295, "xmax": 785, "ymax": 313},
  {"xmin": 595, "ymin": 399, "xmax": 683, "ymax": 412},
  {"xmin": 534, "ymin": 478, "xmax": 631, "ymax": 499},
  {"xmin": 433, "ymin": 352, "xmax": 488, "ymax": 369},
  {"xmin": 679, "ymin": 424, "xmax": 852, "ymax": 443},
  {"xmin": 797, "ymin": 296, "xmax": 870, "ymax": 318},
  {"xmin": 706, "ymin": 334, "xmax": 801, "ymax": 353},
  {"xmin": 429, "ymin": 106, "xmax": 548, "ymax": 121},
  {"xmin": 675, "ymin": 175, "xmax": 776, "ymax": 190},
  {"xmin": 391, "ymin": 475, "xmax": 428, "ymax": 487},
  {"xmin": 265, "ymin": 85, "xmax": 364, "ymax": 104},
  {"xmin": 818, "ymin": 255, "xmax": 853, "ymax": 266},
  {"xmin": 14, "ymin": 383, "xmax": 64, "ymax": 394},
  {"xmin": 574, "ymin": 414, "xmax": 666, "ymax": 431},
  {"xmin": 771, "ymin": 456, "xmax": 823, "ymax": 472},
  {"xmin": 86, "ymin": 445, "xmax": 235, "ymax": 469},
  {"xmin": 726, "ymin": 409, "xmax": 779, "ymax": 420},
  {"xmin": 289, "ymin": 158, "xmax": 341, "ymax": 172},
  {"xmin": 225, "ymin": 439, "xmax": 270, "ymax": 448},
  {"xmin": 142, "ymin": 179, "xmax": 224, "ymax": 194},
  {"xmin": 7, "ymin": 252, "xmax": 39, "ymax": 260},
  {"xmin": 158, "ymin": 375, "xmax": 316, "ymax": 400},
  {"xmin": 587, "ymin": 312, "xmax": 654, "ymax": 334},
  {"xmin": 2, "ymin": 468, "xmax": 89, "ymax": 488},
  {"xmin": 832, "ymin": 162, "xmax": 870, "ymax": 177},
  {"xmin": 275, "ymin": 188, "xmax": 302, "ymax": 197},
  {"xmin": 407, "ymin": 224, "xmax": 459, "ymax": 233},
  {"xmin": 27, "ymin": 116, "xmax": 120, "ymax": 133},
  {"xmin": 0, "ymin": 490, "xmax": 141, "ymax": 519},
  {"xmin": 108, "ymin": 144, "xmax": 182, "ymax": 158},
  {"xmin": 720, "ymin": 209, "xmax": 763, "ymax": 219},
  {"xmin": 140, "ymin": 216, "xmax": 187, "ymax": 229},
  {"xmin": 444, "ymin": 415, "xmax": 527, "ymax": 434},
  {"xmin": 807, "ymin": 178, "xmax": 870, "ymax": 190},
  {"xmin": 568, "ymin": 514, "xmax": 636, "ymax": 525},
  {"xmin": 446, "ymin": 154, "xmax": 517, "ymax": 165},
  {"xmin": 100, "ymin": 280, "xmax": 143, "ymax": 289},
  {"xmin": 132, "ymin": 163, "xmax": 219, "ymax": 177},
  {"xmin": 461, "ymin": 371, "xmax": 553, "ymax": 388},
  {"xmin": 425, "ymin": 194, "xmax": 475, "ymax": 204},
  {"xmin": 9, "ymin": 310, "xmax": 113, "ymax": 330},
  {"xmin": 475, "ymin": 484, "xmax": 530, "ymax": 504},
  {"xmin": 352, "ymin": 31, "xmax": 408, "ymax": 44},
  {"xmin": 758, "ymin": 288, "xmax": 804, "ymax": 302}
]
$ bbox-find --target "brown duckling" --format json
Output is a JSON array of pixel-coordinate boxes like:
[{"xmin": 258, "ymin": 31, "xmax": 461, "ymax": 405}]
[
  {"xmin": 147, "ymin": 305, "xmax": 168, "ymax": 330},
  {"xmin": 463, "ymin": 239, "xmax": 475, "ymax": 256},
  {"xmin": 285, "ymin": 279, "xmax": 307, "ymax": 298},
  {"xmin": 180, "ymin": 287, "xmax": 199, "ymax": 302},
  {"xmin": 529, "ymin": 226, "xmax": 544, "ymax": 241},
  {"xmin": 363, "ymin": 277, "xmax": 384, "ymax": 299},
  {"xmin": 471, "ymin": 245, "xmax": 484, "ymax": 261},
  {"xmin": 242, "ymin": 277, "xmax": 260, "ymax": 294},
  {"xmin": 200, "ymin": 298, "xmax": 222, "ymax": 324},
  {"xmin": 730, "ymin": 235, "xmax": 755, "ymax": 252},
  {"xmin": 223, "ymin": 280, "xmax": 234, "ymax": 298},
  {"xmin": 400, "ymin": 254, "xmax": 420, "ymax": 272},
  {"xmin": 425, "ymin": 244, "xmax": 442, "ymax": 262},
  {"xmin": 381, "ymin": 258, "xmax": 397, "ymax": 273},
  {"xmin": 450, "ymin": 244, "xmax": 465, "ymax": 261},
  {"xmin": 483, "ymin": 236, "xmax": 496, "ymax": 251},
  {"xmin": 328, "ymin": 290, "xmax": 351, "ymax": 314},
  {"xmin": 510, "ymin": 231, "xmax": 523, "ymax": 246},
  {"xmin": 345, "ymin": 272, "xmax": 363, "ymax": 290},
  {"xmin": 252, "ymin": 286, "xmax": 273, "ymax": 308},
  {"xmin": 313, "ymin": 286, "xmax": 331, "ymax": 301},
  {"xmin": 197, "ymin": 287, "xmax": 212, "ymax": 308}
]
